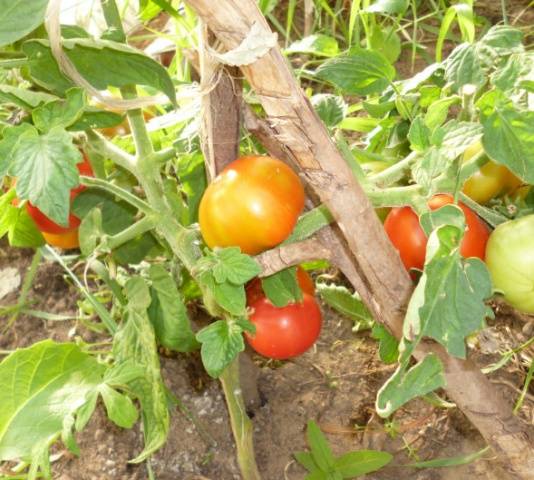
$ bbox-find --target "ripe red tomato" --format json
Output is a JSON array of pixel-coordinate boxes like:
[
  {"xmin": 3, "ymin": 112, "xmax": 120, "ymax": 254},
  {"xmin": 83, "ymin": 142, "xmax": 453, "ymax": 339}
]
[
  {"xmin": 384, "ymin": 193, "xmax": 490, "ymax": 273},
  {"xmin": 26, "ymin": 153, "xmax": 93, "ymax": 234},
  {"xmin": 199, "ymin": 155, "xmax": 305, "ymax": 255},
  {"xmin": 42, "ymin": 229, "xmax": 80, "ymax": 250},
  {"xmin": 245, "ymin": 293, "xmax": 322, "ymax": 359},
  {"xmin": 246, "ymin": 266, "xmax": 315, "ymax": 305}
]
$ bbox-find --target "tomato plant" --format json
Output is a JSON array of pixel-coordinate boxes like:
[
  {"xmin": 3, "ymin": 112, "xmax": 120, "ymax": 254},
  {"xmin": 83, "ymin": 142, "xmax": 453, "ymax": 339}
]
[
  {"xmin": 486, "ymin": 215, "xmax": 534, "ymax": 314},
  {"xmin": 26, "ymin": 153, "xmax": 93, "ymax": 235},
  {"xmin": 199, "ymin": 155, "xmax": 305, "ymax": 255},
  {"xmin": 384, "ymin": 194, "xmax": 490, "ymax": 273},
  {"xmin": 245, "ymin": 293, "xmax": 322, "ymax": 359}
]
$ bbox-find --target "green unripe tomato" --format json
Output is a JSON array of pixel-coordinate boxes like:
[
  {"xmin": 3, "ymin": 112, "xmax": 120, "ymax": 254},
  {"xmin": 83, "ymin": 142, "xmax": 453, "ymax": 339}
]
[{"xmin": 486, "ymin": 215, "xmax": 534, "ymax": 313}]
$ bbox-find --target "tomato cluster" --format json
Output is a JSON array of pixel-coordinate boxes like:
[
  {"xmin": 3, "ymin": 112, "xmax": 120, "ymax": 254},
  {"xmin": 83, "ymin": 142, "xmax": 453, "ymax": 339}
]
[
  {"xmin": 25, "ymin": 153, "xmax": 94, "ymax": 250},
  {"xmin": 200, "ymin": 156, "xmax": 322, "ymax": 359}
]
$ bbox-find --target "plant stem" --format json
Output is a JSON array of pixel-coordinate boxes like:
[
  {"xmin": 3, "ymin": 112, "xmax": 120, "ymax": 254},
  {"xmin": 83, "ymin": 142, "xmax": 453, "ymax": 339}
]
[
  {"xmin": 458, "ymin": 192, "xmax": 509, "ymax": 227},
  {"xmin": 0, "ymin": 58, "xmax": 28, "ymax": 69},
  {"xmin": 100, "ymin": 0, "xmax": 127, "ymax": 42},
  {"xmin": 86, "ymin": 130, "xmax": 137, "ymax": 174},
  {"xmin": 501, "ymin": 0, "xmax": 508, "ymax": 25},
  {"xmin": 80, "ymin": 176, "xmax": 154, "ymax": 214},
  {"xmin": 219, "ymin": 358, "xmax": 262, "ymax": 480},
  {"xmin": 103, "ymin": 215, "xmax": 157, "ymax": 251},
  {"xmin": 365, "ymin": 184, "xmax": 424, "ymax": 207},
  {"xmin": 3, "ymin": 248, "xmax": 42, "ymax": 332},
  {"xmin": 153, "ymin": 146, "xmax": 176, "ymax": 164},
  {"xmin": 368, "ymin": 151, "xmax": 419, "ymax": 187}
]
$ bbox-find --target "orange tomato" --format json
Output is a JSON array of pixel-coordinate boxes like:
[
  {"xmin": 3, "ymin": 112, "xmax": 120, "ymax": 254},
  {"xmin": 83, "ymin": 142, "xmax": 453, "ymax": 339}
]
[
  {"xmin": 42, "ymin": 229, "xmax": 80, "ymax": 250},
  {"xmin": 199, "ymin": 155, "xmax": 305, "ymax": 255}
]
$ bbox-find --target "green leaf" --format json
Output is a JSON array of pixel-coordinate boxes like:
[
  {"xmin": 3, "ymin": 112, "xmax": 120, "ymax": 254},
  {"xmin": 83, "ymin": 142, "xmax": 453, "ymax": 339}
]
[
  {"xmin": 413, "ymin": 225, "xmax": 492, "ymax": 358},
  {"xmin": 286, "ymin": 34, "xmax": 339, "ymax": 57},
  {"xmin": 444, "ymin": 44, "xmax": 485, "ymax": 92},
  {"xmin": 409, "ymin": 445, "xmax": 490, "ymax": 468},
  {"xmin": 482, "ymin": 105, "xmax": 534, "ymax": 184},
  {"xmin": 316, "ymin": 49, "xmax": 395, "ymax": 95},
  {"xmin": 424, "ymin": 96, "xmax": 460, "ymax": 131},
  {"xmin": 0, "ymin": 340, "xmax": 105, "ymax": 462},
  {"xmin": 147, "ymin": 265, "xmax": 199, "ymax": 352},
  {"xmin": 478, "ymin": 25, "xmax": 523, "ymax": 61},
  {"xmin": 23, "ymin": 38, "xmax": 176, "ymax": 104},
  {"xmin": 61, "ymin": 414, "xmax": 80, "ymax": 456},
  {"xmin": 333, "ymin": 450, "xmax": 392, "ymax": 477},
  {"xmin": 0, "ymin": 190, "xmax": 44, "ymax": 248},
  {"xmin": 316, "ymin": 283, "xmax": 373, "ymax": 331},
  {"xmin": 412, "ymin": 147, "xmax": 452, "ymax": 193},
  {"xmin": 294, "ymin": 451, "xmax": 319, "ymax": 472},
  {"xmin": 73, "ymin": 189, "xmax": 157, "ymax": 265},
  {"xmin": 371, "ymin": 324, "xmax": 399, "ymax": 364},
  {"xmin": 311, "ymin": 94, "xmax": 347, "ymax": 128},
  {"xmin": 176, "ymin": 152, "xmax": 207, "ymax": 225},
  {"xmin": 283, "ymin": 205, "xmax": 334, "ymax": 245},
  {"xmin": 211, "ymin": 247, "xmax": 261, "ymax": 285},
  {"xmin": 261, "ymin": 267, "xmax": 302, "ymax": 307},
  {"xmin": 199, "ymin": 271, "xmax": 247, "ymax": 316},
  {"xmin": 491, "ymin": 53, "xmax": 534, "ymax": 92},
  {"xmin": 376, "ymin": 353, "xmax": 445, "ymax": 417},
  {"xmin": 306, "ymin": 421, "xmax": 335, "ymax": 471},
  {"xmin": 68, "ymin": 108, "xmax": 125, "ymax": 131},
  {"xmin": 78, "ymin": 208, "xmax": 104, "ymax": 256},
  {"xmin": 0, "ymin": 85, "xmax": 58, "ymax": 109},
  {"xmin": 32, "ymin": 88, "xmax": 86, "ymax": 133},
  {"xmin": 436, "ymin": 4, "xmax": 474, "ymax": 62},
  {"xmin": 196, "ymin": 320, "xmax": 246, "ymax": 378},
  {"xmin": 113, "ymin": 277, "xmax": 170, "ymax": 462},
  {"xmin": 0, "ymin": 123, "xmax": 35, "ymax": 178},
  {"xmin": 364, "ymin": 0, "xmax": 408, "ymax": 14},
  {"xmin": 368, "ymin": 25, "xmax": 402, "ymax": 64},
  {"xmin": 436, "ymin": 120, "xmax": 483, "ymax": 159},
  {"xmin": 99, "ymin": 384, "xmax": 139, "ymax": 429},
  {"xmin": 0, "ymin": 0, "xmax": 49, "ymax": 46},
  {"xmin": 407, "ymin": 116, "xmax": 431, "ymax": 152},
  {"xmin": 10, "ymin": 126, "xmax": 82, "ymax": 227},
  {"xmin": 444, "ymin": 26, "xmax": 524, "ymax": 92}
]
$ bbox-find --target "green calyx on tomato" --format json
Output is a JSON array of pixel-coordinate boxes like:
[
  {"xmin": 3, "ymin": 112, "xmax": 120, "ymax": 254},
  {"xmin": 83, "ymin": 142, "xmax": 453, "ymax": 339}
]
[
  {"xmin": 384, "ymin": 193, "xmax": 490, "ymax": 274},
  {"xmin": 25, "ymin": 152, "xmax": 93, "ymax": 243},
  {"xmin": 462, "ymin": 141, "xmax": 524, "ymax": 205},
  {"xmin": 486, "ymin": 215, "xmax": 534, "ymax": 314},
  {"xmin": 245, "ymin": 292, "xmax": 322, "ymax": 359},
  {"xmin": 199, "ymin": 155, "xmax": 305, "ymax": 255}
]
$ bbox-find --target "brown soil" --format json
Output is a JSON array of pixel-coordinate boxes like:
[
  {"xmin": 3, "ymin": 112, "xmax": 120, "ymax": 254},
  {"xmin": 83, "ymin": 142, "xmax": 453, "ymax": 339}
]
[{"xmin": 1, "ymin": 245, "xmax": 533, "ymax": 480}]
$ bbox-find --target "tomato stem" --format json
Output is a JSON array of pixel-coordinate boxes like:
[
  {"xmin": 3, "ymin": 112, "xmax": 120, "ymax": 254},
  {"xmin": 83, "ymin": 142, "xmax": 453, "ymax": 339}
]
[
  {"xmin": 80, "ymin": 176, "xmax": 153, "ymax": 215},
  {"xmin": 220, "ymin": 358, "xmax": 263, "ymax": 480},
  {"xmin": 366, "ymin": 184, "xmax": 424, "ymax": 208},
  {"xmin": 367, "ymin": 151, "xmax": 420, "ymax": 187},
  {"xmin": 2, "ymin": 248, "xmax": 42, "ymax": 332},
  {"xmin": 102, "ymin": 216, "xmax": 158, "ymax": 251}
]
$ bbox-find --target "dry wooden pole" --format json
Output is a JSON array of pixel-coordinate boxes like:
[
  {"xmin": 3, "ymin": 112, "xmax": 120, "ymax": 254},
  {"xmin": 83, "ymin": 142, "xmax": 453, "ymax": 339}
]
[
  {"xmin": 184, "ymin": 1, "xmax": 534, "ymax": 477},
  {"xmin": 197, "ymin": 30, "xmax": 262, "ymax": 480}
]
